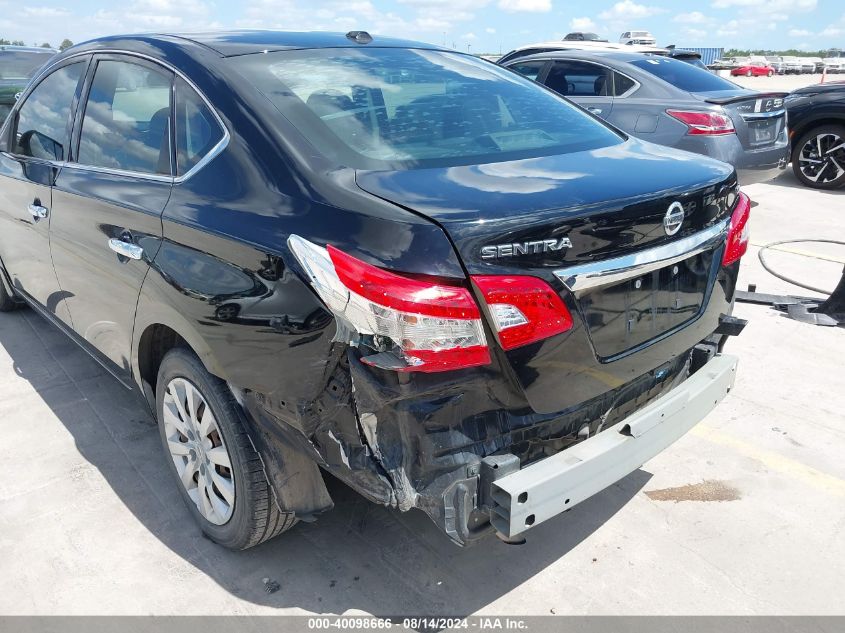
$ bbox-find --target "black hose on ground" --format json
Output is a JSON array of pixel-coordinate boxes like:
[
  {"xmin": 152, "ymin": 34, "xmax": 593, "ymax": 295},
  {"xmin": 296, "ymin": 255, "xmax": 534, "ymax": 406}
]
[{"xmin": 756, "ymin": 239, "xmax": 845, "ymax": 295}]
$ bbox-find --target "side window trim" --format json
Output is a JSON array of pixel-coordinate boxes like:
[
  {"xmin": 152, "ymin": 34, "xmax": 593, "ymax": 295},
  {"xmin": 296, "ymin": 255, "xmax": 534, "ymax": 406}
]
[
  {"xmin": 611, "ymin": 70, "xmax": 641, "ymax": 98},
  {"xmin": 1, "ymin": 55, "xmax": 91, "ymax": 165},
  {"xmin": 173, "ymin": 76, "xmax": 228, "ymax": 182},
  {"xmin": 70, "ymin": 53, "xmax": 175, "ymax": 180},
  {"xmin": 61, "ymin": 49, "xmax": 229, "ymax": 183}
]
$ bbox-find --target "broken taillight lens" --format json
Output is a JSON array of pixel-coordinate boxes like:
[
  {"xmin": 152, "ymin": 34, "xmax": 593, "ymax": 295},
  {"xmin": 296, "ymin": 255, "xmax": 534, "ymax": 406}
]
[
  {"xmin": 722, "ymin": 191, "xmax": 751, "ymax": 266},
  {"xmin": 472, "ymin": 275, "xmax": 574, "ymax": 350},
  {"xmin": 288, "ymin": 235, "xmax": 490, "ymax": 373}
]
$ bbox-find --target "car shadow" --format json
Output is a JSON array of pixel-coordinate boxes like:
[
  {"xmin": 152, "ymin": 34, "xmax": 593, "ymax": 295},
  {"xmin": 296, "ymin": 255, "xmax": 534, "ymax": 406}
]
[
  {"xmin": 0, "ymin": 308, "xmax": 652, "ymax": 616},
  {"xmin": 764, "ymin": 169, "xmax": 845, "ymax": 194}
]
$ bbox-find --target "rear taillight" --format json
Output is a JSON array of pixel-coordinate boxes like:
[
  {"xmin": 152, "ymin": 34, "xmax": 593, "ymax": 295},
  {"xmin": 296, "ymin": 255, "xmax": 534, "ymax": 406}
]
[
  {"xmin": 472, "ymin": 276, "xmax": 573, "ymax": 350},
  {"xmin": 288, "ymin": 235, "xmax": 489, "ymax": 373},
  {"xmin": 289, "ymin": 236, "xmax": 575, "ymax": 372},
  {"xmin": 666, "ymin": 109, "xmax": 735, "ymax": 136},
  {"xmin": 723, "ymin": 191, "xmax": 751, "ymax": 266}
]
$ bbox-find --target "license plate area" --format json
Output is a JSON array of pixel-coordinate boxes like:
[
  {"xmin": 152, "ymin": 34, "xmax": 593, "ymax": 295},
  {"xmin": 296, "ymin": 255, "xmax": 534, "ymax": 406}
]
[
  {"xmin": 747, "ymin": 118, "xmax": 781, "ymax": 147},
  {"xmin": 578, "ymin": 251, "xmax": 715, "ymax": 359}
]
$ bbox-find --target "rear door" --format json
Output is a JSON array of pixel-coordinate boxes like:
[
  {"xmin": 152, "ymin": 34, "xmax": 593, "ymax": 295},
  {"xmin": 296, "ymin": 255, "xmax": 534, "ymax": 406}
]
[
  {"xmin": 50, "ymin": 54, "xmax": 173, "ymax": 377},
  {"xmin": 542, "ymin": 60, "xmax": 614, "ymax": 119},
  {"xmin": 0, "ymin": 58, "xmax": 87, "ymax": 320}
]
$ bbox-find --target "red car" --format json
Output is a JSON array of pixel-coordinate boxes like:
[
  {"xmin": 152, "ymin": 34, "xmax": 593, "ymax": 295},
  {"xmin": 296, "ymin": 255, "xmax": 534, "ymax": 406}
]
[{"xmin": 731, "ymin": 64, "xmax": 774, "ymax": 77}]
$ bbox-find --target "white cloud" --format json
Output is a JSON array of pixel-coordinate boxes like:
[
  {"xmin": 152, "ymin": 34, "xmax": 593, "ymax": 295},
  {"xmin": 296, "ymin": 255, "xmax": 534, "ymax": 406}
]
[
  {"xmin": 820, "ymin": 26, "xmax": 844, "ymax": 38},
  {"xmin": 485, "ymin": 26, "xmax": 496, "ymax": 33},
  {"xmin": 462, "ymin": 31, "xmax": 477, "ymax": 39},
  {"xmin": 716, "ymin": 18, "xmax": 740, "ymax": 37},
  {"xmin": 711, "ymin": 0, "xmax": 816, "ymax": 11},
  {"xmin": 569, "ymin": 16, "xmax": 597, "ymax": 31},
  {"xmin": 599, "ymin": 0, "xmax": 664, "ymax": 21},
  {"xmin": 21, "ymin": 7, "xmax": 71, "ymax": 18},
  {"xmin": 237, "ymin": 0, "xmax": 489, "ymax": 39},
  {"xmin": 788, "ymin": 28, "xmax": 811, "ymax": 37},
  {"xmin": 683, "ymin": 28, "xmax": 707, "ymax": 40},
  {"xmin": 673, "ymin": 11, "xmax": 711, "ymax": 24},
  {"xmin": 498, "ymin": 0, "xmax": 551, "ymax": 12}
]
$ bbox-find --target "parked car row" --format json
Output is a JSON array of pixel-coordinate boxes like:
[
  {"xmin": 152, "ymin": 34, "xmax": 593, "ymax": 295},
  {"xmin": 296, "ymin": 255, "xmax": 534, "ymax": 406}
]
[
  {"xmin": 501, "ymin": 42, "xmax": 845, "ymax": 191},
  {"xmin": 502, "ymin": 49, "xmax": 789, "ymax": 185},
  {"xmin": 714, "ymin": 55, "xmax": 836, "ymax": 74}
]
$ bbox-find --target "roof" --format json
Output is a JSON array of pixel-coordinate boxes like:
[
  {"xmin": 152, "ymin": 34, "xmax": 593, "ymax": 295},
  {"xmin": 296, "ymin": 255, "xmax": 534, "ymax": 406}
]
[
  {"xmin": 503, "ymin": 49, "xmax": 650, "ymax": 65},
  {"xmin": 168, "ymin": 30, "xmax": 445, "ymax": 57},
  {"xmin": 504, "ymin": 40, "xmax": 668, "ymax": 56}
]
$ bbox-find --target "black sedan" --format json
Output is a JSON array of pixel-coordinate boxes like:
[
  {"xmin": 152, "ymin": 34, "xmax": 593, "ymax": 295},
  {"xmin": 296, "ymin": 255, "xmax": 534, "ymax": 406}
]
[
  {"xmin": 786, "ymin": 81, "xmax": 845, "ymax": 189},
  {"xmin": 0, "ymin": 31, "xmax": 747, "ymax": 548}
]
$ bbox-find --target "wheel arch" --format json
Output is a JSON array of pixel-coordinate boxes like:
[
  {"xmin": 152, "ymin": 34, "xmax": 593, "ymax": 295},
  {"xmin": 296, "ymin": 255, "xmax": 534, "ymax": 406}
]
[
  {"xmin": 131, "ymin": 299, "xmax": 228, "ymax": 409},
  {"xmin": 790, "ymin": 116, "xmax": 845, "ymax": 154}
]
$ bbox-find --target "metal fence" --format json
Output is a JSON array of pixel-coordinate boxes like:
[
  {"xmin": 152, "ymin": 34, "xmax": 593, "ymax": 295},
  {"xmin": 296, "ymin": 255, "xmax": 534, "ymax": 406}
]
[{"xmin": 679, "ymin": 47, "xmax": 725, "ymax": 65}]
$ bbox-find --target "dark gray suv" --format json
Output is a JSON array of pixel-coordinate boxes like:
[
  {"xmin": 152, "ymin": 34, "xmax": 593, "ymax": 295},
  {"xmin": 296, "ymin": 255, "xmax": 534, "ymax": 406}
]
[{"xmin": 502, "ymin": 51, "xmax": 789, "ymax": 185}]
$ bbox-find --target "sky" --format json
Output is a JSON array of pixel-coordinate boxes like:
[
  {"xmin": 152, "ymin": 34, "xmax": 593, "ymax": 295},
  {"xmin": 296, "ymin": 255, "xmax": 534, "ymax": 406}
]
[{"xmin": 0, "ymin": 0, "xmax": 842, "ymax": 54}]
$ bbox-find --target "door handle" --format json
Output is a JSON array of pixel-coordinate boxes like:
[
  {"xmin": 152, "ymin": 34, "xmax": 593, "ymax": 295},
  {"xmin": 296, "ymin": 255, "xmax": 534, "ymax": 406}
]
[
  {"xmin": 27, "ymin": 204, "xmax": 48, "ymax": 220},
  {"xmin": 108, "ymin": 238, "xmax": 144, "ymax": 261},
  {"xmin": 588, "ymin": 107, "xmax": 603, "ymax": 115}
]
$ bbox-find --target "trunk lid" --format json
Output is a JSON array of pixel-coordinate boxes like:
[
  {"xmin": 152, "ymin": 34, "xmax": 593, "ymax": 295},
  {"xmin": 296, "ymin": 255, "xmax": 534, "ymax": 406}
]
[
  {"xmin": 356, "ymin": 139, "xmax": 735, "ymax": 274},
  {"xmin": 699, "ymin": 91, "xmax": 788, "ymax": 151},
  {"xmin": 356, "ymin": 139, "xmax": 737, "ymax": 412}
]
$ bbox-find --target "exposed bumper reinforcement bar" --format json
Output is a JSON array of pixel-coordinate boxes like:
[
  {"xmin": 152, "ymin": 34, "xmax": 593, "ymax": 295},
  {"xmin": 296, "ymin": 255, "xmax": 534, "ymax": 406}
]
[{"xmin": 488, "ymin": 353, "xmax": 738, "ymax": 538}]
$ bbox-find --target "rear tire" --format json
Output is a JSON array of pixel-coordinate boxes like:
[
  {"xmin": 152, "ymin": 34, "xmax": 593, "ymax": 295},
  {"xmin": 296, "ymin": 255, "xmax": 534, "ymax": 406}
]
[
  {"xmin": 792, "ymin": 125, "xmax": 845, "ymax": 190},
  {"xmin": 746, "ymin": 70, "xmax": 753, "ymax": 77},
  {"xmin": 155, "ymin": 348, "xmax": 297, "ymax": 549}
]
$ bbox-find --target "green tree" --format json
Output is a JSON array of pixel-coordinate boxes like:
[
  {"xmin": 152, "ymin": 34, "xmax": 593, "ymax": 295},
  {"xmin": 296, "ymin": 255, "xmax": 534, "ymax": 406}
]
[
  {"xmin": 40, "ymin": 42, "xmax": 52, "ymax": 49},
  {"xmin": 11, "ymin": 40, "xmax": 25, "ymax": 46},
  {"xmin": 59, "ymin": 39, "xmax": 73, "ymax": 51}
]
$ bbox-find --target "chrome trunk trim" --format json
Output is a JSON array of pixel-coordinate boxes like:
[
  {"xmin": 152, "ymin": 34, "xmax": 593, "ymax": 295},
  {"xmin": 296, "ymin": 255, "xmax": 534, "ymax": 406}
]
[{"xmin": 554, "ymin": 218, "xmax": 729, "ymax": 295}]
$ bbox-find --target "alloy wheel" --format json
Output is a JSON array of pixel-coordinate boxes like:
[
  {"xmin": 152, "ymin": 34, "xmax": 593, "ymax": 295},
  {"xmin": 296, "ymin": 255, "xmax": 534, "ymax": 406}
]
[
  {"xmin": 798, "ymin": 133, "xmax": 845, "ymax": 185},
  {"xmin": 162, "ymin": 377, "xmax": 235, "ymax": 525}
]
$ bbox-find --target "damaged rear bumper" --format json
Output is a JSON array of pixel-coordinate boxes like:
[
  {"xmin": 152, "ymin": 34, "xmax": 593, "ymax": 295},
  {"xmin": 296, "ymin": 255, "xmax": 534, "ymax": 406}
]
[{"xmin": 483, "ymin": 353, "xmax": 738, "ymax": 539}]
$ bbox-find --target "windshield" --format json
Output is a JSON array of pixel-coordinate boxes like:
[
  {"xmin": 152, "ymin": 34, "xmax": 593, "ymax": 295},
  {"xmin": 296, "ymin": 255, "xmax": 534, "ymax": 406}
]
[
  {"xmin": 0, "ymin": 51, "xmax": 54, "ymax": 80},
  {"xmin": 630, "ymin": 57, "xmax": 741, "ymax": 93},
  {"xmin": 228, "ymin": 47, "xmax": 623, "ymax": 170}
]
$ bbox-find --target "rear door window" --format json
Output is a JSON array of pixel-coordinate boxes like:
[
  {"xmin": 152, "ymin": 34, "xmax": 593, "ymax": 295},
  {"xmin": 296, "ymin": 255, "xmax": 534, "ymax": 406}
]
[
  {"xmin": 544, "ymin": 61, "xmax": 613, "ymax": 97},
  {"xmin": 77, "ymin": 59, "xmax": 174, "ymax": 175},
  {"xmin": 630, "ymin": 57, "xmax": 740, "ymax": 93},
  {"xmin": 174, "ymin": 76, "xmax": 224, "ymax": 176},
  {"xmin": 612, "ymin": 72, "xmax": 637, "ymax": 96},
  {"xmin": 11, "ymin": 62, "xmax": 85, "ymax": 161},
  {"xmin": 508, "ymin": 61, "xmax": 546, "ymax": 82}
]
